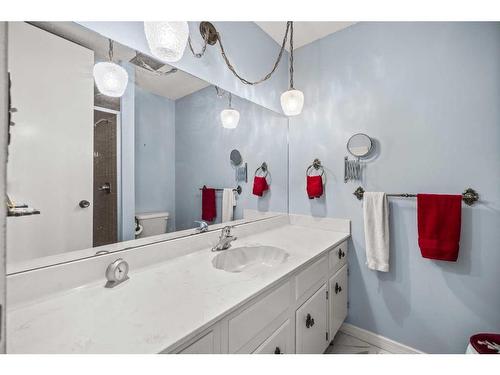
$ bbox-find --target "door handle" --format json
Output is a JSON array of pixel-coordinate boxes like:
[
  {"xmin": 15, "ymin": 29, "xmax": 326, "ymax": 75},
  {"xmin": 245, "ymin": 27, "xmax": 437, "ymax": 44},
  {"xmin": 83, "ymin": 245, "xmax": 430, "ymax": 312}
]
[
  {"xmin": 79, "ymin": 200, "xmax": 90, "ymax": 208},
  {"xmin": 305, "ymin": 313, "xmax": 315, "ymax": 328}
]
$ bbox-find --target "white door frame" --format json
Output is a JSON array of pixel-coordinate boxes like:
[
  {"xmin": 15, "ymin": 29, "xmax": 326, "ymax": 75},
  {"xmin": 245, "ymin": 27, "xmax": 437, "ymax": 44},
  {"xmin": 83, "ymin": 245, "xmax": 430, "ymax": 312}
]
[{"xmin": 94, "ymin": 106, "xmax": 122, "ymax": 241}]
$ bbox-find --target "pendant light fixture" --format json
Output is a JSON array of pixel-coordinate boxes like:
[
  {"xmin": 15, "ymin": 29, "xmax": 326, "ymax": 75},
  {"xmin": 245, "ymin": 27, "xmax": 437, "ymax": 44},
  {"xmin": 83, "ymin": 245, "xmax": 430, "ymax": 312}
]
[
  {"xmin": 93, "ymin": 39, "xmax": 129, "ymax": 98},
  {"xmin": 143, "ymin": 21, "xmax": 304, "ymax": 115},
  {"xmin": 144, "ymin": 22, "xmax": 189, "ymax": 63},
  {"xmin": 220, "ymin": 92, "xmax": 240, "ymax": 129},
  {"xmin": 280, "ymin": 22, "xmax": 304, "ymax": 116}
]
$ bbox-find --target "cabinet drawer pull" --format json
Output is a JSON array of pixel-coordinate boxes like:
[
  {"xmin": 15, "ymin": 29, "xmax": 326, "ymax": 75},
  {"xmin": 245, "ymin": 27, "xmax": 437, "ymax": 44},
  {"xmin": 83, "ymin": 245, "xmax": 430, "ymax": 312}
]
[
  {"xmin": 338, "ymin": 248, "xmax": 345, "ymax": 259},
  {"xmin": 274, "ymin": 346, "xmax": 281, "ymax": 354},
  {"xmin": 305, "ymin": 313, "xmax": 315, "ymax": 328},
  {"xmin": 335, "ymin": 282, "xmax": 342, "ymax": 294}
]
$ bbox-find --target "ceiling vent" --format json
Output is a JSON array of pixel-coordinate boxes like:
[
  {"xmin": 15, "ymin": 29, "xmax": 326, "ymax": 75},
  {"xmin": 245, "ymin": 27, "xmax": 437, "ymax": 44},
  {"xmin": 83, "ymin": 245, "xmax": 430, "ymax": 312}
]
[{"xmin": 129, "ymin": 52, "xmax": 178, "ymax": 76}]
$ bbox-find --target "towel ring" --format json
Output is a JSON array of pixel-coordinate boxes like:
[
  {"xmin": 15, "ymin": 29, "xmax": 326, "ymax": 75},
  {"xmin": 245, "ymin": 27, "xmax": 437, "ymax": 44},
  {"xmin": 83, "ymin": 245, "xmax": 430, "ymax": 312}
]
[
  {"xmin": 255, "ymin": 162, "xmax": 269, "ymax": 178},
  {"xmin": 306, "ymin": 158, "xmax": 325, "ymax": 177}
]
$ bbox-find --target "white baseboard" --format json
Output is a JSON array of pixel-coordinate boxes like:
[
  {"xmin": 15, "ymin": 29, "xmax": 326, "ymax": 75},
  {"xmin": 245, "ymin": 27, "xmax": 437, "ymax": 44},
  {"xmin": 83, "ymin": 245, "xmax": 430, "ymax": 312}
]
[{"xmin": 339, "ymin": 323, "xmax": 424, "ymax": 354}]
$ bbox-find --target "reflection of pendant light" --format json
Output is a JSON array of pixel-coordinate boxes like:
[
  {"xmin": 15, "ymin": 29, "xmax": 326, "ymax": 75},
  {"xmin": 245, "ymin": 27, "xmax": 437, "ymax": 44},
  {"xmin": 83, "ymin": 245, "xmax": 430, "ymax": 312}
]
[
  {"xmin": 144, "ymin": 22, "xmax": 189, "ymax": 62},
  {"xmin": 93, "ymin": 39, "xmax": 128, "ymax": 98},
  {"xmin": 280, "ymin": 22, "xmax": 304, "ymax": 116},
  {"xmin": 220, "ymin": 93, "xmax": 240, "ymax": 129}
]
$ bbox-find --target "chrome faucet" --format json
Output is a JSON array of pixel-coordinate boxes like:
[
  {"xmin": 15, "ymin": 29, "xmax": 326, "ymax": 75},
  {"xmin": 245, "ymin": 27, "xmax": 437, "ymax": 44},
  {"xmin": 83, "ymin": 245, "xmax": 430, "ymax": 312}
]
[
  {"xmin": 194, "ymin": 220, "xmax": 209, "ymax": 233},
  {"xmin": 211, "ymin": 226, "xmax": 237, "ymax": 252}
]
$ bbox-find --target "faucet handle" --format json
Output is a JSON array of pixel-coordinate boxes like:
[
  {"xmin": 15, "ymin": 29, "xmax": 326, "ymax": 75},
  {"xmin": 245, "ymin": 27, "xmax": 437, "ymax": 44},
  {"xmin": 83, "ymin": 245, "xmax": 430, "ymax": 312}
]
[{"xmin": 194, "ymin": 220, "xmax": 209, "ymax": 232}]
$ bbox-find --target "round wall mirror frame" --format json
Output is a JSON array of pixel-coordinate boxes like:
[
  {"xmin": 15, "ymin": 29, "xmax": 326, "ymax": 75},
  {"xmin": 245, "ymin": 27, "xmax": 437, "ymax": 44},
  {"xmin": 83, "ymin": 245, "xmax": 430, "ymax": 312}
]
[
  {"xmin": 347, "ymin": 133, "xmax": 373, "ymax": 158},
  {"xmin": 230, "ymin": 149, "xmax": 242, "ymax": 166}
]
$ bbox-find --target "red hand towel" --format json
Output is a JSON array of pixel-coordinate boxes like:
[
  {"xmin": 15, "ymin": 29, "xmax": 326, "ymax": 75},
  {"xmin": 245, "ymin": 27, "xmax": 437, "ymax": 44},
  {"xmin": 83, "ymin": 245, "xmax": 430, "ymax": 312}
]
[
  {"xmin": 417, "ymin": 194, "xmax": 462, "ymax": 261},
  {"xmin": 202, "ymin": 186, "xmax": 216, "ymax": 222},
  {"xmin": 252, "ymin": 176, "xmax": 269, "ymax": 197},
  {"xmin": 306, "ymin": 175, "xmax": 324, "ymax": 199}
]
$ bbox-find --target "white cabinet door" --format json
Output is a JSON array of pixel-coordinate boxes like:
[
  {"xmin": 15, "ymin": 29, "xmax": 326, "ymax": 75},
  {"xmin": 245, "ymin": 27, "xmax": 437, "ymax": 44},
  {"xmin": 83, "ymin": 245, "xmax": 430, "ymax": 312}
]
[
  {"xmin": 7, "ymin": 22, "xmax": 94, "ymax": 263},
  {"xmin": 329, "ymin": 264, "xmax": 348, "ymax": 337},
  {"xmin": 228, "ymin": 282, "xmax": 290, "ymax": 353},
  {"xmin": 253, "ymin": 320, "xmax": 290, "ymax": 354},
  {"xmin": 295, "ymin": 284, "xmax": 329, "ymax": 354}
]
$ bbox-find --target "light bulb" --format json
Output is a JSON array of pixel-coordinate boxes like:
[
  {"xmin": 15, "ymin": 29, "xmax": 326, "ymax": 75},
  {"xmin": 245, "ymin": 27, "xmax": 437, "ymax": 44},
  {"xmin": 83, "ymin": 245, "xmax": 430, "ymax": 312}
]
[
  {"xmin": 280, "ymin": 89, "xmax": 304, "ymax": 116},
  {"xmin": 144, "ymin": 22, "xmax": 189, "ymax": 62},
  {"xmin": 93, "ymin": 61, "xmax": 128, "ymax": 98},
  {"xmin": 220, "ymin": 109, "xmax": 240, "ymax": 129}
]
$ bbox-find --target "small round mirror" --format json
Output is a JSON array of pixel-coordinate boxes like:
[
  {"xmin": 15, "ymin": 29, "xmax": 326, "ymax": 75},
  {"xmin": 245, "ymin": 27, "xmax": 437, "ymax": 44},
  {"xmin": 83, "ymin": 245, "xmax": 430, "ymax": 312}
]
[
  {"xmin": 347, "ymin": 133, "xmax": 373, "ymax": 158},
  {"xmin": 230, "ymin": 149, "xmax": 242, "ymax": 166}
]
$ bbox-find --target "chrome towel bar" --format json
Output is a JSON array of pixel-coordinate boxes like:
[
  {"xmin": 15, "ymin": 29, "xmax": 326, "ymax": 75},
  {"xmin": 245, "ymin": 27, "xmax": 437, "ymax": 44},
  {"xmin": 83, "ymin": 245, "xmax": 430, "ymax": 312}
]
[
  {"xmin": 353, "ymin": 186, "xmax": 479, "ymax": 206},
  {"xmin": 200, "ymin": 185, "xmax": 242, "ymax": 195}
]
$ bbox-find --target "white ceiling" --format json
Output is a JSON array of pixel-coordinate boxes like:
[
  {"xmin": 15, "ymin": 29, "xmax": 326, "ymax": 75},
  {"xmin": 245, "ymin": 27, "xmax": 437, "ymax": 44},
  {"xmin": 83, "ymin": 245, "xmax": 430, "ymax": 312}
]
[
  {"xmin": 31, "ymin": 22, "xmax": 209, "ymax": 100},
  {"xmin": 256, "ymin": 22, "xmax": 356, "ymax": 51}
]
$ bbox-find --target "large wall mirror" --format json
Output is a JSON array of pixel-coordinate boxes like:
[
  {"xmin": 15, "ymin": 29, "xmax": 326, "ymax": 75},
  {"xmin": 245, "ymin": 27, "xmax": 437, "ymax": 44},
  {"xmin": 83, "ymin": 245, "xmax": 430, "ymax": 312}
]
[{"xmin": 6, "ymin": 22, "xmax": 289, "ymax": 273}]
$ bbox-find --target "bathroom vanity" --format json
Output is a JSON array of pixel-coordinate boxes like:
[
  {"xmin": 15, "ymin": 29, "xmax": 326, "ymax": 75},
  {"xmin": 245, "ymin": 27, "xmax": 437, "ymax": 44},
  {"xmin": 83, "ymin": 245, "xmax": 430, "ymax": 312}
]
[
  {"xmin": 173, "ymin": 237, "xmax": 348, "ymax": 354},
  {"xmin": 7, "ymin": 214, "xmax": 350, "ymax": 354}
]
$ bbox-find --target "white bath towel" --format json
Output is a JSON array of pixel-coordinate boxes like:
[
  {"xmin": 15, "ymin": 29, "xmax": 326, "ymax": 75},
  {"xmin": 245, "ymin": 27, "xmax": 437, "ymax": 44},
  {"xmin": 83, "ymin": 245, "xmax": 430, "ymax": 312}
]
[
  {"xmin": 363, "ymin": 192, "xmax": 390, "ymax": 272},
  {"xmin": 222, "ymin": 188, "xmax": 236, "ymax": 222}
]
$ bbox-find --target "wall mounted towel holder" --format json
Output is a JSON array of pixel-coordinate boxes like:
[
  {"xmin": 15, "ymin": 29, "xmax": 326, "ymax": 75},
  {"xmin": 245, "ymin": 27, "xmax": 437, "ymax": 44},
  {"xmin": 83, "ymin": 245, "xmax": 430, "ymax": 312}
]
[
  {"xmin": 306, "ymin": 158, "xmax": 325, "ymax": 176},
  {"xmin": 255, "ymin": 162, "xmax": 269, "ymax": 177},
  {"xmin": 353, "ymin": 186, "xmax": 479, "ymax": 206},
  {"xmin": 200, "ymin": 185, "xmax": 242, "ymax": 195}
]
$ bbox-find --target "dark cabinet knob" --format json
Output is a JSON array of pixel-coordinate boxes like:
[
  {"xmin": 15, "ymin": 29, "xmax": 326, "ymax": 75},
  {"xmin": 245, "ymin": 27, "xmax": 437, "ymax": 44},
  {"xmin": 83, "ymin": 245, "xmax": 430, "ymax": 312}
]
[
  {"xmin": 335, "ymin": 282, "xmax": 342, "ymax": 294},
  {"xmin": 305, "ymin": 313, "xmax": 315, "ymax": 328},
  {"xmin": 338, "ymin": 248, "xmax": 345, "ymax": 259},
  {"xmin": 79, "ymin": 200, "xmax": 90, "ymax": 208},
  {"xmin": 274, "ymin": 346, "xmax": 281, "ymax": 354}
]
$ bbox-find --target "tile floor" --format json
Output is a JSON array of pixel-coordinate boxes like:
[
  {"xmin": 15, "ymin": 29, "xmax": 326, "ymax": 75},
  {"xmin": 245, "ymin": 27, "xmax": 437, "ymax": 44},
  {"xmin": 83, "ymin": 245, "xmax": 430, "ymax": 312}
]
[{"xmin": 325, "ymin": 332, "xmax": 391, "ymax": 354}]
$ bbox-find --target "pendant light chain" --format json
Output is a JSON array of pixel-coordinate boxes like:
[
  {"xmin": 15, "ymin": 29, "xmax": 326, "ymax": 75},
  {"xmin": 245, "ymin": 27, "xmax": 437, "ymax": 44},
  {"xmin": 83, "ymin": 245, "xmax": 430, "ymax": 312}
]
[
  {"xmin": 188, "ymin": 31, "xmax": 210, "ymax": 58},
  {"xmin": 108, "ymin": 39, "xmax": 114, "ymax": 61},
  {"xmin": 214, "ymin": 21, "xmax": 292, "ymax": 86},
  {"xmin": 289, "ymin": 21, "xmax": 294, "ymax": 89}
]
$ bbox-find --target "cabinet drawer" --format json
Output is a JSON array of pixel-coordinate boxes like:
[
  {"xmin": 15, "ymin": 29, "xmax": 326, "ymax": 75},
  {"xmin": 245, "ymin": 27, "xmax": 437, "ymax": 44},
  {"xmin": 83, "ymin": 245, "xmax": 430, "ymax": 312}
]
[
  {"xmin": 329, "ymin": 241, "xmax": 348, "ymax": 273},
  {"xmin": 253, "ymin": 320, "xmax": 290, "ymax": 354},
  {"xmin": 295, "ymin": 255, "xmax": 327, "ymax": 301},
  {"xmin": 295, "ymin": 284, "xmax": 329, "ymax": 354},
  {"xmin": 329, "ymin": 264, "xmax": 348, "ymax": 337},
  {"xmin": 177, "ymin": 331, "xmax": 215, "ymax": 354},
  {"xmin": 228, "ymin": 281, "xmax": 290, "ymax": 353}
]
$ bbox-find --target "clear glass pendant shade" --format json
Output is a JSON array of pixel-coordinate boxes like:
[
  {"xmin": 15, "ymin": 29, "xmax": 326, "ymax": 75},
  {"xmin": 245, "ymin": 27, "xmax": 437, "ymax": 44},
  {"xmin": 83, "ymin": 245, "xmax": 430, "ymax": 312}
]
[
  {"xmin": 144, "ymin": 22, "xmax": 189, "ymax": 62},
  {"xmin": 280, "ymin": 89, "xmax": 304, "ymax": 116},
  {"xmin": 220, "ymin": 109, "xmax": 240, "ymax": 129},
  {"xmin": 93, "ymin": 62, "xmax": 129, "ymax": 98}
]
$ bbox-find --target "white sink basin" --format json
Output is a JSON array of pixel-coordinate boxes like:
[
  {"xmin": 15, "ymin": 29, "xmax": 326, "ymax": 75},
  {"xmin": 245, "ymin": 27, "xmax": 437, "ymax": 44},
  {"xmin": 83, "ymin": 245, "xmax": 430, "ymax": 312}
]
[{"xmin": 212, "ymin": 246, "xmax": 289, "ymax": 273}]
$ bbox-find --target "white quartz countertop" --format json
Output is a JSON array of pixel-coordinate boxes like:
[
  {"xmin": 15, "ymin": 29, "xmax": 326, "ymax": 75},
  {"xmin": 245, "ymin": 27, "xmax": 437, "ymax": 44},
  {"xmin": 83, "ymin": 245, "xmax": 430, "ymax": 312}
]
[{"xmin": 7, "ymin": 223, "xmax": 349, "ymax": 353}]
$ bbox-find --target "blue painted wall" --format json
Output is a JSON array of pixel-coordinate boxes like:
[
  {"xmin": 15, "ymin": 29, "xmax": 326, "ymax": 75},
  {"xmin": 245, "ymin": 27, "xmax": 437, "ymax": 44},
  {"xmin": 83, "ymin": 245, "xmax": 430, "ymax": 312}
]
[
  {"xmin": 134, "ymin": 86, "xmax": 176, "ymax": 232},
  {"xmin": 175, "ymin": 86, "xmax": 288, "ymax": 231},
  {"xmin": 78, "ymin": 22, "xmax": 289, "ymax": 114},
  {"xmin": 289, "ymin": 22, "xmax": 500, "ymax": 353},
  {"xmin": 119, "ymin": 63, "xmax": 136, "ymax": 241}
]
